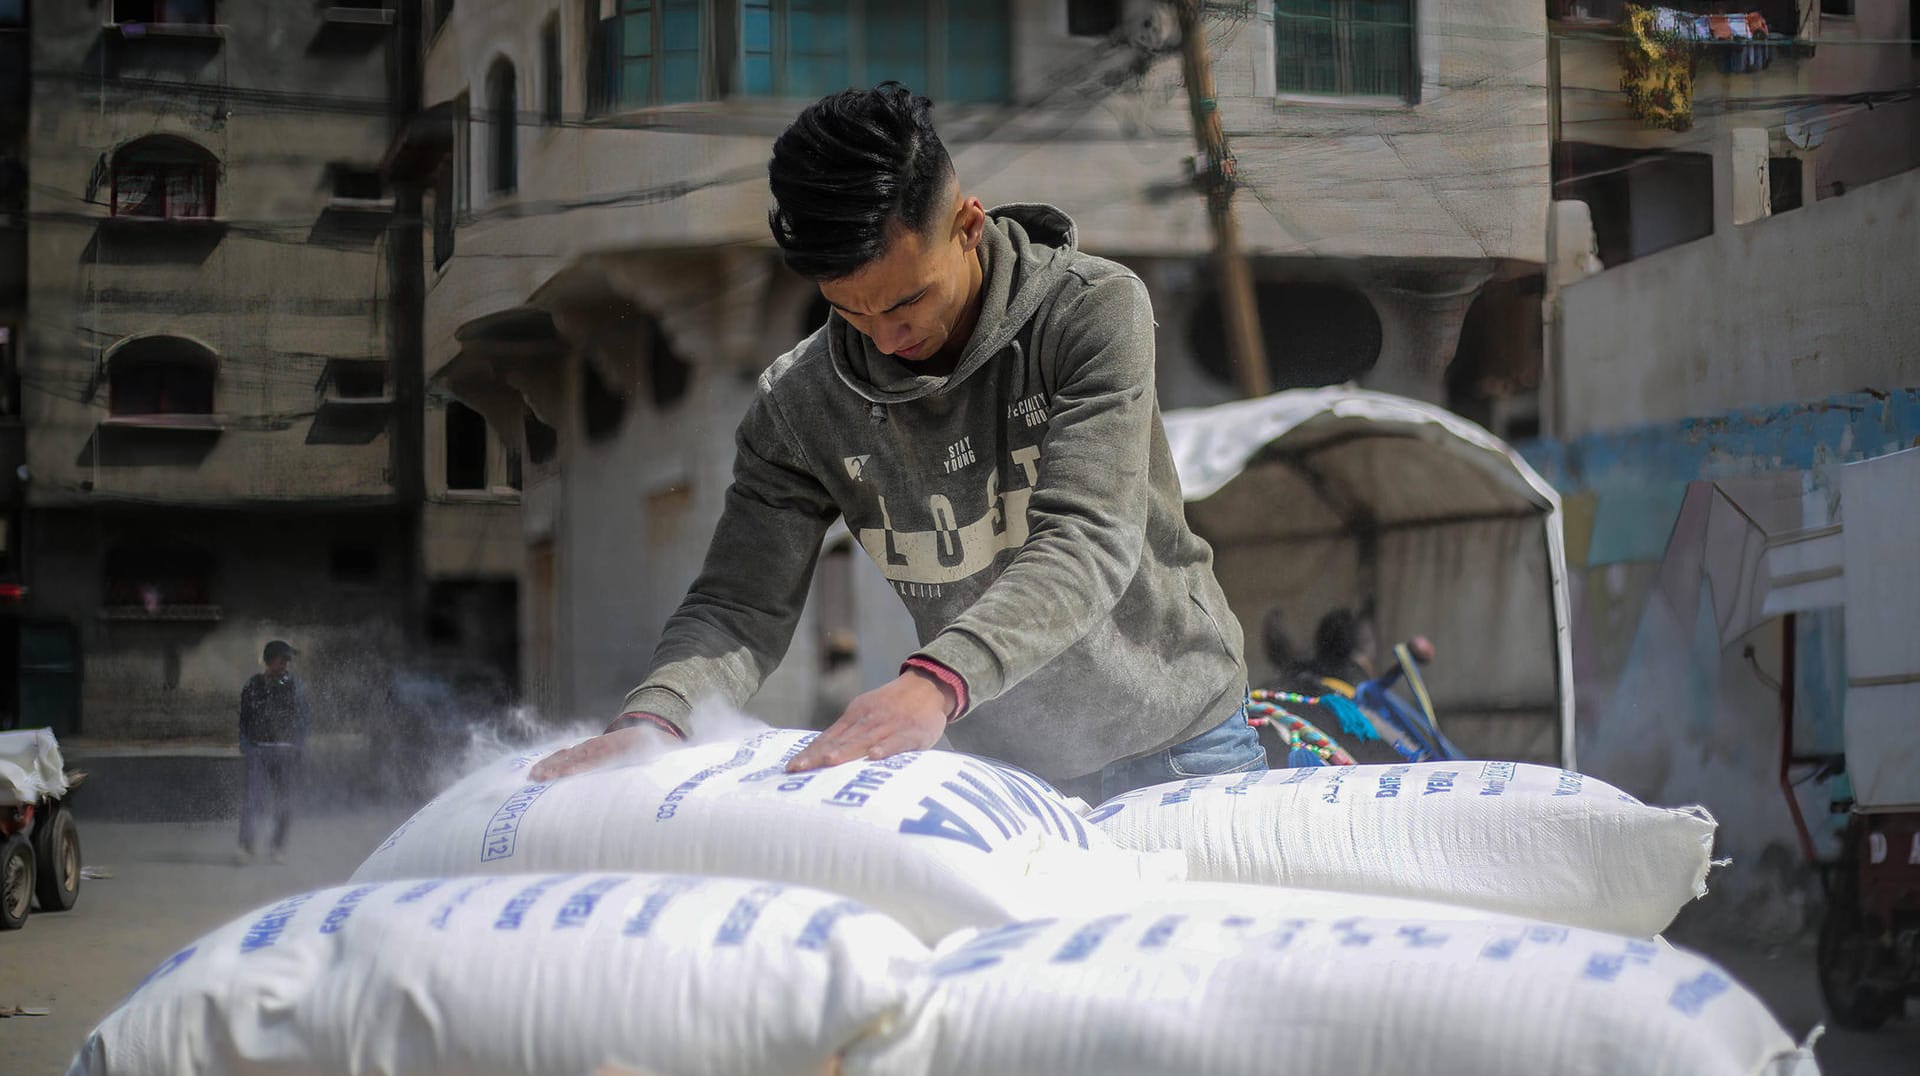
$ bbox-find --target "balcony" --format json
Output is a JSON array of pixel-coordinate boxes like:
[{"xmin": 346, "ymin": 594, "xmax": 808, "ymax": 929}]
[
  {"xmin": 322, "ymin": 4, "xmax": 396, "ymax": 28},
  {"xmin": 308, "ymin": 358, "xmax": 392, "ymax": 445},
  {"xmin": 97, "ymin": 604, "xmax": 223, "ymax": 622}
]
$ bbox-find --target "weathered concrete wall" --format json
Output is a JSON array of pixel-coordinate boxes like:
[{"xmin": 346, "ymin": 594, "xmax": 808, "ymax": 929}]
[
  {"xmin": 1554, "ymin": 165, "xmax": 1920, "ymax": 440},
  {"xmin": 30, "ymin": 509, "xmax": 411, "ymax": 741},
  {"xmin": 1805, "ymin": 6, "xmax": 1920, "ymax": 195},
  {"xmin": 19, "ymin": 6, "xmax": 420, "ymax": 739},
  {"xmin": 23, "ymin": 2, "xmax": 398, "ymax": 505},
  {"xmin": 419, "ymin": 0, "xmax": 1548, "ymax": 367},
  {"xmin": 1524, "ymin": 389, "xmax": 1920, "ymax": 941},
  {"xmin": 425, "ymin": 0, "xmax": 1551, "ymax": 723}
]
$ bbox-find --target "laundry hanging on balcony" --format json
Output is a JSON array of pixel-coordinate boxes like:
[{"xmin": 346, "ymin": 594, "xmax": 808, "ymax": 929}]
[
  {"xmin": 1622, "ymin": 5, "xmax": 1783, "ymax": 130},
  {"xmin": 1622, "ymin": 6, "xmax": 1699, "ymax": 131}
]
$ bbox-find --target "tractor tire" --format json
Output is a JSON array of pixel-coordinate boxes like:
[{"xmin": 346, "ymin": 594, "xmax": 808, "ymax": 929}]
[
  {"xmin": 1, "ymin": 832, "xmax": 32, "ymax": 930},
  {"xmin": 1817, "ymin": 884, "xmax": 1899, "ymax": 1031},
  {"xmin": 32, "ymin": 802, "xmax": 81, "ymax": 912}
]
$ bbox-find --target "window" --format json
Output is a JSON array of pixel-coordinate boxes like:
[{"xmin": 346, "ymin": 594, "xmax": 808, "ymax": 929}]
[
  {"xmin": 1554, "ymin": 142, "xmax": 1713, "ymax": 266},
  {"xmin": 542, "ymin": 16, "xmax": 563, "ymax": 124},
  {"xmin": 444, "ymin": 400, "xmax": 488, "ymax": 490},
  {"xmin": 1275, "ymin": 0, "xmax": 1415, "ymax": 100},
  {"xmin": 330, "ymin": 165, "xmax": 385, "ymax": 202},
  {"xmin": 431, "ymin": 165, "xmax": 455, "ymax": 268},
  {"xmin": 0, "ymin": 1, "xmax": 24, "ymax": 27},
  {"xmin": 107, "ymin": 337, "xmax": 216, "ymax": 416},
  {"xmin": 112, "ymin": 0, "xmax": 216, "ymax": 25},
  {"xmin": 1819, "ymin": 0, "xmax": 1852, "ymax": 14},
  {"xmin": 581, "ymin": 358, "xmax": 628, "ymax": 441},
  {"xmin": 329, "ymin": 543, "xmax": 380, "ymax": 583},
  {"xmin": 1768, "ymin": 157, "xmax": 1803, "ymax": 215},
  {"xmin": 329, "ymin": 361, "xmax": 387, "ymax": 398},
  {"xmin": 523, "ymin": 413, "xmax": 558, "ymax": 464},
  {"xmin": 104, "ymin": 543, "xmax": 213, "ymax": 608},
  {"xmin": 1067, "ymin": 0, "xmax": 1121, "ymax": 36},
  {"xmin": 105, "ymin": 547, "xmax": 211, "ymax": 611},
  {"xmin": 0, "ymin": 325, "xmax": 17, "ymax": 418},
  {"xmin": 1557, "ymin": 0, "xmax": 1797, "ymax": 33},
  {"xmin": 742, "ymin": 0, "xmax": 845, "ymax": 99},
  {"xmin": 486, "ymin": 58, "xmax": 517, "ymax": 193},
  {"xmin": 592, "ymin": 0, "xmax": 706, "ymax": 113},
  {"xmin": 740, "ymin": 1, "xmax": 1011, "ymax": 103},
  {"xmin": 647, "ymin": 320, "xmax": 691, "ymax": 408},
  {"xmin": 0, "ymin": 155, "xmax": 22, "ymax": 225},
  {"xmin": 110, "ymin": 136, "xmax": 217, "ymax": 219}
]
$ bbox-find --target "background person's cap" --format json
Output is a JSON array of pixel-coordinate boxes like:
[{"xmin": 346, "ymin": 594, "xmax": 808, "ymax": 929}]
[{"xmin": 263, "ymin": 640, "xmax": 298, "ymax": 662}]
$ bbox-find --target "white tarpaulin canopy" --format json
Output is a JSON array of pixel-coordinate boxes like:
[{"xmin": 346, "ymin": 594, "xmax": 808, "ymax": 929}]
[
  {"xmin": 1841, "ymin": 447, "xmax": 1920, "ymax": 811},
  {"xmin": 1163, "ymin": 389, "xmax": 1574, "ymax": 769},
  {"xmin": 0, "ymin": 728, "xmax": 69, "ymax": 807}
]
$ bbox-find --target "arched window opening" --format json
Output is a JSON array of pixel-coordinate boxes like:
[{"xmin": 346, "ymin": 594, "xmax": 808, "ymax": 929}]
[{"xmin": 111, "ymin": 136, "xmax": 217, "ymax": 220}]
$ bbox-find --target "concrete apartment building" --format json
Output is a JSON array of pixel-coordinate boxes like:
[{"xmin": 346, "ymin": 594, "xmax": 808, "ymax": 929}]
[
  {"xmin": 1536, "ymin": 0, "xmax": 1920, "ymax": 936},
  {"xmin": 9, "ymin": 0, "xmax": 511, "ymax": 742},
  {"xmin": 397, "ymin": 0, "xmax": 1552, "ymax": 730},
  {"xmin": 1, "ymin": 2, "xmax": 28, "ymax": 729}
]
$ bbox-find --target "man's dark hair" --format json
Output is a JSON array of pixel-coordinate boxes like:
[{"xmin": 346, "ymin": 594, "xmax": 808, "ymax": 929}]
[{"xmin": 767, "ymin": 82, "xmax": 956, "ymax": 281}]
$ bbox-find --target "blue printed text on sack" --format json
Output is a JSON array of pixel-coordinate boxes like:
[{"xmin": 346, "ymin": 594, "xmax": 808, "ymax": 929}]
[{"xmin": 481, "ymin": 783, "xmax": 550, "ymax": 862}]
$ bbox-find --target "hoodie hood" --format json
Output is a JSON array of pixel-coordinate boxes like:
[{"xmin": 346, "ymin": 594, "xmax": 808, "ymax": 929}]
[{"xmin": 829, "ymin": 203, "xmax": 1079, "ymax": 405}]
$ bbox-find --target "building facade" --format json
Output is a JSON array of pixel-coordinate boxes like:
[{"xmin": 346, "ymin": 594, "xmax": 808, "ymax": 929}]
[
  {"xmin": 397, "ymin": 0, "xmax": 1552, "ymax": 730},
  {"xmin": 17, "ymin": 1, "xmax": 427, "ymax": 740},
  {"xmin": 1, "ymin": 1, "xmax": 30, "ymax": 729},
  {"xmin": 1539, "ymin": 0, "xmax": 1920, "ymax": 939}
]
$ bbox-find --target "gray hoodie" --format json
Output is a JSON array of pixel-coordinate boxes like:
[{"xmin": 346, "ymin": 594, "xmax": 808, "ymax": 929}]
[{"xmin": 624, "ymin": 204, "xmax": 1247, "ymax": 782}]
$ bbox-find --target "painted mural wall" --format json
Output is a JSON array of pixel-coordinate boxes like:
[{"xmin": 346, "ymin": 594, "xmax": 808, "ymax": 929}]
[{"xmin": 1523, "ymin": 388, "xmax": 1920, "ymax": 941}]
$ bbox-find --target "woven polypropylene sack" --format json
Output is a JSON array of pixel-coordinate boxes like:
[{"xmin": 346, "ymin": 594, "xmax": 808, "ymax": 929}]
[
  {"xmin": 69, "ymin": 873, "xmax": 926, "ymax": 1076},
  {"xmin": 1087, "ymin": 761, "xmax": 1717, "ymax": 936},
  {"xmin": 848, "ymin": 905, "xmax": 1816, "ymax": 1076},
  {"xmin": 354, "ymin": 729, "xmax": 1178, "ymax": 941}
]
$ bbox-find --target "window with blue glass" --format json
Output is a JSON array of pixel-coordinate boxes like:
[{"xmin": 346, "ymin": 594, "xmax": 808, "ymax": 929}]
[
  {"xmin": 1274, "ymin": 0, "xmax": 1416, "ymax": 100},
  {"xmin": 591, "ymin": 0, "xmax": 706, "ymax": 113},
  {"xmin": 739, "ymin": 1, "xmax": 1009, "ymax": 104}
]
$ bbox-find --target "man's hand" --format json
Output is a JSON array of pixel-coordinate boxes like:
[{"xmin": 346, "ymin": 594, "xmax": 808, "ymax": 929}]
[
  {"xmin": 528, "ymin": 723, "xmax": 677, "ymax": 782},
  {"xmin": 787, "ymin": 670, "xmax": 953, "ymax": 773}
]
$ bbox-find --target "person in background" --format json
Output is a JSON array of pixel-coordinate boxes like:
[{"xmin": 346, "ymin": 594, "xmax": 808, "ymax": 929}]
[
  {"xmin": 237, "ymin": 639, "xmax": 311, "ymax": 865},
  {"xmin": 1260, "ymin": 605, "xmax": 1401, "ymax": 766},
  {"xmin": 1306, "ymin": 606, "xmax": 1378, "ymax": 691}
]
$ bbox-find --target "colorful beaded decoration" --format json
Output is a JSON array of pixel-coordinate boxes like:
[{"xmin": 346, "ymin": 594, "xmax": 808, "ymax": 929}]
[{"xmin": 1245, "ymin": 693, "xmax": 1356, "ymax": 766}]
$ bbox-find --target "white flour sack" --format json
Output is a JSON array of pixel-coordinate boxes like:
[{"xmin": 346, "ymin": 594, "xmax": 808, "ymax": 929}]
[
  {"xmin": 1088, "ymin": 761, "xmax": 1718, "ymax": 936},
  {"xmin": 353, "ymin": 728, "xmax": 1177, "ymax": 941},
  {"xmin": 69, "ymin": 873, "xmax": 926, "ymax": 1076},
  {"xmin": 846, "ymin": 907, "xmax": 1818, "ymax": 1076}
]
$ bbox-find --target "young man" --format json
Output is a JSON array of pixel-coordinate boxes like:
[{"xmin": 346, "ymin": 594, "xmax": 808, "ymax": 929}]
[
  {"xmin": 237, "ymin": 639, "xmax": 312, "ymax": 864},
  {"xmin": 532, "ymin": 84, "xmax": 1261, "ymax": 802}
]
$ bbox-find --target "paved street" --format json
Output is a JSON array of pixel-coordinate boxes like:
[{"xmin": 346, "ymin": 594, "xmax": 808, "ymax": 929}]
[
  {"xmin": 1, "ymin": 809, "xmax": 412, "ymax": 1075},
  {"xmin": 3, "ymin": 807, "xmax": 1915, "ymax": 1075}
]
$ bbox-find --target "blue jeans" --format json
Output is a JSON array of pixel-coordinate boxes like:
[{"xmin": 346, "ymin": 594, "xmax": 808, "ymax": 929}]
[{"xmin": 1057, "ymin": 701, "xmax": 1268, "ymax": 806}]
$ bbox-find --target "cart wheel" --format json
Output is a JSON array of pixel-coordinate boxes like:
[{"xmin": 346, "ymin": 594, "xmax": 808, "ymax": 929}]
[
  {"xmin": 0, "ymin": 832, "xmax": 31, "ymax": 930},
  {"xmin": 32, "ymin": 802, "xmax": 81, "ymax": 912},
  {"xmin": 1817, "ymin": 891, "xmax": 1898, "ymax": 1030}
]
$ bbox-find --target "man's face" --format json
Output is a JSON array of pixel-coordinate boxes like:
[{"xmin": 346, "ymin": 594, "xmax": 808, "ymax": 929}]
[
  {"xmin": 266, "ymin": 655, "xmax": 292, "ymax": 679},
  {"xmin": 817, "ymin": 191, "xmax": 986, "ymax": 363}
]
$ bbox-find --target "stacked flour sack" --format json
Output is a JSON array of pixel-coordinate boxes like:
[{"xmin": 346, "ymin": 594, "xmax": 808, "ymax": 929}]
[
  {"xmin": 71, "ymin": 731, "xmax": 1820, "ymax": 1076},
  {"xmin": 866, "ymin": 760, "xmax": 1816, "ymax": 1076},
  {"xmin": 69, "ymin": 724, "xmax": 1176, "ymax": 1076}
]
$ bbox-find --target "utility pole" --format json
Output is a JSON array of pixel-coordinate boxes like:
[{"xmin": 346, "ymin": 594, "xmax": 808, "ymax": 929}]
[{"xmin": 1173, "ymin": 0, "xmax": 1269, "ymax": 398}]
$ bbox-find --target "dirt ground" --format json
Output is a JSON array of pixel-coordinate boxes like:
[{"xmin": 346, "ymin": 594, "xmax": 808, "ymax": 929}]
[{"xmin": 3, "ymin": 810, "xmax": 1915, "ymax": 1075}]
